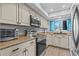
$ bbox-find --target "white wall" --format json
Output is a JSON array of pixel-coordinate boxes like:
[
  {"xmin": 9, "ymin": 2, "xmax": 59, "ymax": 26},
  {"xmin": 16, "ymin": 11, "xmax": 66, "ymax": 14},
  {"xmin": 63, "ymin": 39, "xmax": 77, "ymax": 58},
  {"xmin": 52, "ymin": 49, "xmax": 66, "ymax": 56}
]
[{"xmin": 49, "ymin": 9, "xmax": 70, "ymax": 18}]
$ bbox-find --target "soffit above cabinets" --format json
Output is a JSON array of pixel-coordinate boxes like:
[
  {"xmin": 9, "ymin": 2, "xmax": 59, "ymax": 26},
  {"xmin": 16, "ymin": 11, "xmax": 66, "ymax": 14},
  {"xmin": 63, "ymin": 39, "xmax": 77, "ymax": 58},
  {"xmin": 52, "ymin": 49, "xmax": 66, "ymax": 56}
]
[
  {"xmin": 26, "ymin": 3, "xmax": 73, "ymax": 19},
  {"xmin": 50, "ymin": 14, "xmax": 71, "ymax": 20},
  {"xmin": 26, "ymin": 3, "xmax": 48, "ymax": 19}
]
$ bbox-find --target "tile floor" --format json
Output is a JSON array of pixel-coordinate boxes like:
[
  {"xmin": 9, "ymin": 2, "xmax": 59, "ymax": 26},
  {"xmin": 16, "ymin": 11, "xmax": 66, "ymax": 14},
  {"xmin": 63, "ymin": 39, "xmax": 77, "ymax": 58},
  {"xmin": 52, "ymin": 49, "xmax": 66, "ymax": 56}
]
[{"xmin": 45, "ymin": 46, "xmax": 70, "ymax": 56}]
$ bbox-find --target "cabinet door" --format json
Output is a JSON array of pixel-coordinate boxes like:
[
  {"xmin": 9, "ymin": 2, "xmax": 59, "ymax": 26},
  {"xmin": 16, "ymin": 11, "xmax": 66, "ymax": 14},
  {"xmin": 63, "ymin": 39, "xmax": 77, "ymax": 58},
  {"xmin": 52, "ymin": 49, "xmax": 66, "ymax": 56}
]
[
  {"xmin": 24, "ymin": 45, "xmax": 36, "ymax": 56},
  {"xmin": 53, "ymin": 35, "xmax": 60, "ymax": 47},
  {"xmin": 1, "ymin": 3, "xmax": 17, "ymax": 24},
  {"xmin": 47, "ymin": 35, "xmax": 59, "ymax": 46},
  {"xmin": 0, "ymin": 4, "xmax": 2, "ymax": 19},
  {"xmin": 27, "ymin": 45, "xmax": 36, "ymax": 56},
  {"xmin": 19, "ymin": 4, "xmax": 30, "ymax": 26},
  {"xmin": 46, "ymin": 35, "xmax": 53, "ymax": 46},
  {"xmin": 45, "ymin": 20, "xmax": 48, "ymax": 28},
  {"xmin": 43, "ymin": 19, "xmax": 47, "ymax": 28},
  {"xmin": 41, "ymin": 18, "xmax": 48, "ymax": 28},
  {"xmin": 43, "ymin": 19, "xmax": 46, "ymax": 28},
  {"xmin": 30, "ymin": 9, "xmax": 36, "ymax": 16},
  {"xmin": 60, "ymin": 35, "xmax": 69, "ymax": 49},
  {"xmin": 41, "ymin": 18, "xmax": 44, "ymax": 28}
]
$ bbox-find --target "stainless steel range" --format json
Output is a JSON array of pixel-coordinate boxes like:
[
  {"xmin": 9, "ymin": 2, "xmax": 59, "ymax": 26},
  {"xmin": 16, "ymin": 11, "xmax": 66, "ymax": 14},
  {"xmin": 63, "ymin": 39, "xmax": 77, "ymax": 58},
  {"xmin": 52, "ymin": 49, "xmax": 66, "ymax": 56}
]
[{"xmin": 35, "ymin": 34, "xmax": 46, "ymax": 56}]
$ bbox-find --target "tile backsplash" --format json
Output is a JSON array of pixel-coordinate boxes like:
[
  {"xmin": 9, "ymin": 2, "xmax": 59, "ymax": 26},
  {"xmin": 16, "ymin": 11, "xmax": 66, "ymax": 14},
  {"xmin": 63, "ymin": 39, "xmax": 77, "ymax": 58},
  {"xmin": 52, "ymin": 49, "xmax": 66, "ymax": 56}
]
[
  {"xmin": 0, "ymin": 24, "xmax": 47, "ymax": 35},
  {"xmin": 0, "ymin": 24, "xmax": 27, "ymax": 35}
]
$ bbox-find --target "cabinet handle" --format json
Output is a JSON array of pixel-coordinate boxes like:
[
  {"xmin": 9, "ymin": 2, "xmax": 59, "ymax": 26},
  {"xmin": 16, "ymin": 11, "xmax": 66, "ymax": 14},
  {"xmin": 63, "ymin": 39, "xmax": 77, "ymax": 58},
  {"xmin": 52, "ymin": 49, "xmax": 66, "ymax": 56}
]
[
  {"xmin": 17, "ymin": 21, "xmax": 21, "ymax": 24},
  {"xmin": 24, "ymin": 49, "xmax": 29, "ymax": 56},
  {"xmin": 24, "ymin": 49, "xmax": 28, "ymax": 52},
  {"xmin": 17, "ymin": 22, "xmax": 19, "ymax": 24},
  {"xmin": 12, "ymin": 48, "xmax": 19, "ymax": 52}
]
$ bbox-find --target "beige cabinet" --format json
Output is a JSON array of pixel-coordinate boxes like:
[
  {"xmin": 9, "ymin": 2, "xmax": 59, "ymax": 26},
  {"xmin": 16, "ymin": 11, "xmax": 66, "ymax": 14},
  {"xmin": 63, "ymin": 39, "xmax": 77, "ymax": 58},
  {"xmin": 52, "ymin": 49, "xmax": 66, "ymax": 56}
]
[
  {"xmin": 23, "ymin": 39, "xmax": 36, "ymax": 56},
  {"xmin": 44, "ymin": 19, "xmax": 48, "ymax": 28},
  {"xmin": 40, "ymin": 17, "xmax": 44, "ymax": 28},
  {"xmin": 0, "ymin": 4, "xmax": 2, "ymax": 19},
  {"xmin": 53, "ymin": 35, "xmax": 60, "ymax": 47},
  {"xmin": 0, "ymin": 3, "xmax": 46, "ymax": 27},
  {"xmin": 24, "ymin": 45, "xmax": 36, "ymax": 56},
  {"xmin": 46, "ymin": 35, "xmax": 53, "ymax": 46},
  {"xmin": 40, "ymin": 18, "xmax": 48, "ymax": 28},
  {"xmin": 46, "ymin": 34, "xmax": 69, "ymax": 49},
  {"xmin": 0, "ymin": 39, "xmax": 36, "ymax": 56},
  {"xmin": 18, "ymin": 4, "xmax": 30, "ymax": 26},
  {"xmin": 0, "ymin": 3, "xmax": 18, "ymax": 24},
  {"xmin": 46, "ymin": 35, "xmax": 60, "ymax": 47},
  {"xmin": 27, "ymin": 45, "xmax": 36, "ymax": 56},
  {"xmin": 60, "ymin": 35, "xmax": 69, "ymax": 49},
  {"xmin": 0, "ymin": 3, "xmax": 30, "ymax": 26},
  {"xmin": 0, "ymin": 44, "xmax": 21, "ymax": 56},
  {"xmin": 29, "ymin": 9, "xmax": 36, "ymax": 17}
]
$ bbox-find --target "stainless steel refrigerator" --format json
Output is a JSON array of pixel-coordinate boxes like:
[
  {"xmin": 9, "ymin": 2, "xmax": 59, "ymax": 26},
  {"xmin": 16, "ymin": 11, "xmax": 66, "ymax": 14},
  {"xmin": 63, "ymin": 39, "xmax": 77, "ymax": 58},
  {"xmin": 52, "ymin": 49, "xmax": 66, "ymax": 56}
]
[{"xmin": 72, "ymin": 5, "xmax": 79, "ymax": 52}]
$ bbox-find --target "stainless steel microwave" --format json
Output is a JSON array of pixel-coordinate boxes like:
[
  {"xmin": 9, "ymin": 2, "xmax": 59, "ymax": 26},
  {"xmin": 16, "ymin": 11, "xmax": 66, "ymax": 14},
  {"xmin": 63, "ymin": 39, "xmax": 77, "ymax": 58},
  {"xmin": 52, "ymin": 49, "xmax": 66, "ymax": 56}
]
[
  {"xmin": 30, "ymin": 15, "xmax": 41, "ymax": 28},
  {"xmin": 0, "ymin": 29, "xmax": 19, "ymax": 41}
]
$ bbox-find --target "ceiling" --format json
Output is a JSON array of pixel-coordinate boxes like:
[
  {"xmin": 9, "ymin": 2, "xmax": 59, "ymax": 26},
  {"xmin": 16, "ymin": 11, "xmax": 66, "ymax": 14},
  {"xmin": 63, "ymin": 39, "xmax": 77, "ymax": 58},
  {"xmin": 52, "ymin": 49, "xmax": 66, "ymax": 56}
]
[
  {"xmin": 27, "ymin": 3, "xmax": 73, "ymax": 20},
  {"xmin": 40, "ymin": 3, "xmax": 72, "ymax": 14}
]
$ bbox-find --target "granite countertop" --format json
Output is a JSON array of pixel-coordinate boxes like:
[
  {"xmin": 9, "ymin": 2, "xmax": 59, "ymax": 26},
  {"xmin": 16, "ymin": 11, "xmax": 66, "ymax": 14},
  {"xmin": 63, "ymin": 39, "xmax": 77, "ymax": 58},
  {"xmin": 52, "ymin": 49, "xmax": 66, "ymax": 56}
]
[
  {"xmin": 37, "ymin": 32, "xmax": 72, "ymax": 36},
  {"xmin": 0, "ymin": 32, "xmax": 72, "ymax": 50},
  {"xmin": 0, "ymin": 35, "xmax": 35, "ymax": 50}
]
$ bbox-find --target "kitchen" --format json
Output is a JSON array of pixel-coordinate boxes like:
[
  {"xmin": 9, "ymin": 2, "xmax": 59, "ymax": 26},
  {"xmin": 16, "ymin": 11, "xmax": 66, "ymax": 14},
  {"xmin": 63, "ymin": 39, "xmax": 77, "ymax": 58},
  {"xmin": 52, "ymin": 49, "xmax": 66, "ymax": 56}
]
[{"xmin": 0, "ymin": 3, "xmax": 78, "ymax": 56}]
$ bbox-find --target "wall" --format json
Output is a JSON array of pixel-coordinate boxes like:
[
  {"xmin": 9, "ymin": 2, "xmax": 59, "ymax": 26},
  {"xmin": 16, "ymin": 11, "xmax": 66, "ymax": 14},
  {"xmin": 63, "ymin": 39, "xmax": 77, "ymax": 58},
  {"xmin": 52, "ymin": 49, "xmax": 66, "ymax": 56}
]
[
  {"xmin": 0, "ymin": 3, "xmax": 48, "ymax": 35},
  {"xmin": 0, "ymin": 24, "xmax": 48, "ymax": 35},
  {"xmin": 49, "ymin": 9, "xmax": 70, "ymax": 18},
  {"xmin": 48, "ymin": 8, "xmax": 71, "ymax": 33}
]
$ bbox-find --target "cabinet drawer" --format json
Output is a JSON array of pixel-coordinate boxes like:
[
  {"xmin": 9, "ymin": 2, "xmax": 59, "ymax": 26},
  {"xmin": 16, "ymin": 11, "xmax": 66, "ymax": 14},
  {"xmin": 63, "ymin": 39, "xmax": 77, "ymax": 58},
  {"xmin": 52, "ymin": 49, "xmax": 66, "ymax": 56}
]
[
  {"xmin": 17, "ymin": 39, "xmax": 36, "ymax": 49},
  {"xmin": 0, "ymin": 44, "xmax": 21, "ymax": 56},
  {"xmin": 0, "ymin": 39, "xmax": 36, "ymax": 56}
]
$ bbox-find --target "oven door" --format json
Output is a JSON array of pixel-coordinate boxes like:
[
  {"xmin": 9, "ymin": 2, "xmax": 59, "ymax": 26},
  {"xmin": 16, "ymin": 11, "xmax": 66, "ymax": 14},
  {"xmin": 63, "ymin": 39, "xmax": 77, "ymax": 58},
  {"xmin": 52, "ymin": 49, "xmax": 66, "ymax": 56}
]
[{"xmin": 36, "ymin": 39, "xmax": 46, "ymax": 56}]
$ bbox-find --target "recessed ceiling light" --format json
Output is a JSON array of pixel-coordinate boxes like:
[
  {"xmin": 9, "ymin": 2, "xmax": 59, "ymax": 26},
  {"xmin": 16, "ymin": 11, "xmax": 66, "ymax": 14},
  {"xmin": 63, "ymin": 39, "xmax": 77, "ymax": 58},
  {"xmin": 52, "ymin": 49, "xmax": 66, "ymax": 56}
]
[
  {"xmin": 62, "ymin": 5, "xmax": 66, "ymax": 8},
  {"xmin": 50, "ymin": 9, "xmax": 54, "ymax": 11}
]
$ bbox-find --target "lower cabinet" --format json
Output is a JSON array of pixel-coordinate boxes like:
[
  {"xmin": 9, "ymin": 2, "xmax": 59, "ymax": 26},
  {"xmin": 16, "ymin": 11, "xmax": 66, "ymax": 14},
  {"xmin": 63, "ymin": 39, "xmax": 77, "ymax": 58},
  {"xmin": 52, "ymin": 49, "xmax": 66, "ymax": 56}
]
[
  {"xmin": 46, "ymin": 34, "xmax": 69, "ymax": 49},
  {"xmin": 24, "ymin": 45, "xmax": 36, "ymax": 56},
  {"xmin": 46, "ymin": 35, "xmax": 53, "ymax": 46},
  {"xmin": 0, "ymin": 39, "xmax": 36, "ymax": 56},
  {"xmin": 60, "ymin": 35, "xmax": 69, "ymax": 49}
]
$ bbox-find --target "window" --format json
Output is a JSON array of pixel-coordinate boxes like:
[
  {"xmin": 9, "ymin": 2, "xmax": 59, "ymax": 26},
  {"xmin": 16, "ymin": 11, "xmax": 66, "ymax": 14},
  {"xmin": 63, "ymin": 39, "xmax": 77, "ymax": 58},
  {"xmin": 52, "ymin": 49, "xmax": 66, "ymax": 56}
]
[
  {"xmin": 50, "ymin": 21, "xmax": 55, "ymax": 32},
  {"xmin": 63, "ymin": 20, "xmax": 67, "ymax": 30},
  {"xmin": 50, "ymin": 18, "xmax": 71, "ymax": 32},
  {"xmin": 67, "ymin": 18, "xmax": 71, "ymax": 32},
  {"xmin": 50, "ymin": 20, "xmax": 62, "ymax": 32}
]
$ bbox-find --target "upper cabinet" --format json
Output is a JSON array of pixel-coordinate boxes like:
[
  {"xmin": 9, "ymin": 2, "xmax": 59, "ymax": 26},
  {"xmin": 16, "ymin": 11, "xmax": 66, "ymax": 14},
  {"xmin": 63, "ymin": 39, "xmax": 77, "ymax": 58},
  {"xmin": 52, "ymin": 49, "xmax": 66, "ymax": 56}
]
[
  {"xmin": 0, "ymin": 3, "xmax": 48, "ymax": 28},
  {"xmin": 0, "ymin": 3, "xmax": 18, "ymax": 24},
  {"xmin": 40, "ymin": 17, "xmax": 44, "ymax": 28},
  {"xmin": 40, "ymin": 17, "xmax": 48, "ymax": 28},
  {"xmin": 18, "ymin": 4, "xmax": 30, "ymax": 26},
  {"xmin": 0, "ymin": 3, "xmax": 30, "ymax": 26},
  {"xmin": 44, "ymin": 19, "xmax": 48, "ymax": 28},
  {"xmin": 0, "ymin": 4, "xmax": 2, "ymax": 19},
  {"xmin": 30, "ymin": 9, "xmax": 36, "ymax": 17}
]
